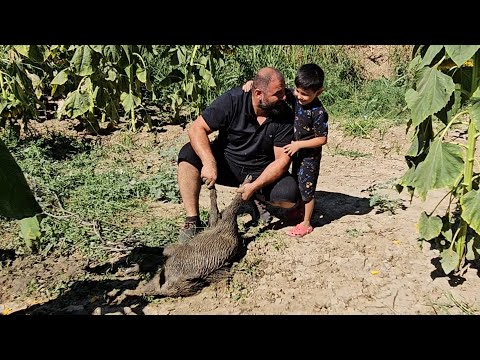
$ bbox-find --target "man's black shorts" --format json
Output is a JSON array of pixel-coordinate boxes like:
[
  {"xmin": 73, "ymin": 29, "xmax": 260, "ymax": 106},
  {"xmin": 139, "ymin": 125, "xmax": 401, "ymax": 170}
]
[{"xmin": 177, "ymin": 141, "xmax": 299, "ymax": 203}]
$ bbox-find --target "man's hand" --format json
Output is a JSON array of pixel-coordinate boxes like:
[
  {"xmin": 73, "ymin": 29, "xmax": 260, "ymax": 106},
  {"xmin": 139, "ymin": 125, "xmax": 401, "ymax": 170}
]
[
  {"xmin": 237, "ymin": 182, "xmax": 256, "ymax": 200},
  {"xmin": 283, "ymin": 141, "xmax": 302, "ymax": 156},
  {"xmin": 201, "ymin": 162, "xmax": 217, "ymax": 189}
]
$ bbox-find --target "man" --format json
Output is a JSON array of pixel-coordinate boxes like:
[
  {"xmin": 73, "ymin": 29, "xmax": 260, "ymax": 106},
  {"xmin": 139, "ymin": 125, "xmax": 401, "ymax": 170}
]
[{"xmin": 176, "ymin": 67, "xmax": 300, "ymax": 241}]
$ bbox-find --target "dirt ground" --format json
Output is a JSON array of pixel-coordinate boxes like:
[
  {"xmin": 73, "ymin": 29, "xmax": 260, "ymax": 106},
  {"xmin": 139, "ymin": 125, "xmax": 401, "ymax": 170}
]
[{"xmin": 1, "ymin": 118, "xmax": 479, "ymax": 315}]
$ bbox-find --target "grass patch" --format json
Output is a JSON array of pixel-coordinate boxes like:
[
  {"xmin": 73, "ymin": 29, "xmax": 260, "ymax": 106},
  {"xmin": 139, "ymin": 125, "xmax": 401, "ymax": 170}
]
[
  {"xmin": 0, "ymin": 130, "xmax": 182, "ymax": 260},
  {"xmin": 362, "ymin": 179, "xmax": 406, "ymax": 215},
  {"xmin": 328, "ymin": 145, "xmax": 371, "ymax": 158},
  {"xmin": 346, "ymin": 228, "xmax": 363, "ymax": 238},
  {"xmin": 429, "ymin": 292, "xmax": 479, "ymax": 315},
  {"xmin": 229, "ymin": 255, "xmax": 263, "ymax": 303}
]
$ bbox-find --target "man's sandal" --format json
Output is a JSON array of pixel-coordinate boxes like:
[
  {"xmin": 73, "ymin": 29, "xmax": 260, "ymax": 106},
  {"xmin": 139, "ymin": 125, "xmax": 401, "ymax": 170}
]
[{"xmin": 286, "ymin": 223, "xmax": 314, "ymax": 237}]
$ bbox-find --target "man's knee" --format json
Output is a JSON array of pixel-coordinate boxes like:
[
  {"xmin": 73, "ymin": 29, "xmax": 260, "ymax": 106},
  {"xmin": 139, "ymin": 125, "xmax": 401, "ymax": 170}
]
[
  {"xmin": 267, "ymin": 175, "xmax": 299, "ymax": 205},
  {"xmin": 178, "ymin": 160, "xmax": 200, "ymax": 176}
]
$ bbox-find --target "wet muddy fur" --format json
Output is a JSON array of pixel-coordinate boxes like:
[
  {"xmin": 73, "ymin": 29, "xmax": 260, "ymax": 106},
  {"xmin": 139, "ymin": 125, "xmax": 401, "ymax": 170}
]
[{"xmin": 132, "ymin": 175, "xmax": 252, "ymax": 298}]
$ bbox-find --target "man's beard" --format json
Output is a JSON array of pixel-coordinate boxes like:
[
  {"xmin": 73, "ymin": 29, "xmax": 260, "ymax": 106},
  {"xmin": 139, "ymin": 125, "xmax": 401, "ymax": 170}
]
[{"xmin": 259, "ymin": 99, "xmax": 285, "ymax": 117}]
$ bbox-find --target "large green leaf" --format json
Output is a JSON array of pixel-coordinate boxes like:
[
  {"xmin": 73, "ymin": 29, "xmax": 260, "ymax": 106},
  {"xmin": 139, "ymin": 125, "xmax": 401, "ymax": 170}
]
[
  {"xmin": 62, "ymin": 88, "xmax": 92, "ymax": 119},
  {"xmin": 13, "ymin": 45, "xmax": 30, "ymax": 57},
  {"xmin": 417, "ymin": 212, "xmax": 443, "ymax": 240},
  {"xmin": 121, "ymin": 45, "xmax": 132, "ymax": 62},
  {"xmin": 460, "ymin": 189, "xmax": 480, "ymax": 234},
  {"xmin": 199, "ymin": 66, "xmax": 216, "ymax": 87},
  {"xmin": 442, "ymin": 228, "xmax": 453, "ymax": 243},
  {"xmin": 408, "ymin": 55, "xmax": 422, "ymax": 75},
  {"xmin": 51, "ymin": 69, "xmax": 69, "ymax": 86},
  {"xmin": 136, "ymin": 65, "xmax": 147, "ymax": 83},
  {"xmin": 106, "ymin": 69, "xmax": 117, "ymax": 82},
  {"xmin": 71, "ymin": 46, "xmax": 94, "ymax": 77},
  {"xmin": 103, "ymin": 45, "xmax": 122, "ymax": 62},
  {"xmin": 444, "ymin": 45, "xmax": 480, "ymax": 67},
  {"xmin": 405, "ymin": 135, "xmax": 420, "ymax": 158},
  {"xmin": 19, "ymin": 215, "xmax": 42, "ymax": 251},
  {"xmin": 405, "ymin": 67, "xmax": 455, "ymax": 126},
  {"xmin": 472, "ymin": 85, "xmax": 480, "ymax": 100},
  {"xmin": 28, "ymin": 72, "xmax": 43, "ymax": 99},
  {"xmin": 470, "ymin": 101, "xmax": 480, "ymax": 131},
  {"xmin": 120, "ymin": 92, "xmax": 140, "ymax": 113},
  {"xmin": 175, "ymin": 46, "xmax": 187, "ymax": 66},
  {"xmin": 0, "ymin": 99, "xmax": 7, "ymax": 114},
  {"xmin": 412, "ymin": 138, "xmax": 464, "ymax": 200},
  {"xmin": 465, "ymin": 235, "xmax": 480, "ymax": 261},
  {"xmin": 440, "ymin": 248, "xmax": 459, "ymax": 275},
  {"xmin": 435, "ymin": 83, "xmax": 462, "ymax": 125},
  {"xmin": 405, "ymin": 120, "xmax": 433, "ymax": 157},
  {"xmin": 420, "ymin": 45, "xmax": 444, "ymax": 67},
  {"xmin": 13, "ymin": 45, "xmax": 44, "ymax": 62},
  {"xmin": 185, "ymin": 81, "xmax": 194, "ymax": 96},
  {"xmin": 398, "ymin": 166, "xmax": 414, "ymax": 186},
  {"xmin": 90, "ymin": 45, "xmax": 104, "ymax": 53},
  {"xmin": 0, "ymin": 139, "xmax": 42, "ymax": 219}
]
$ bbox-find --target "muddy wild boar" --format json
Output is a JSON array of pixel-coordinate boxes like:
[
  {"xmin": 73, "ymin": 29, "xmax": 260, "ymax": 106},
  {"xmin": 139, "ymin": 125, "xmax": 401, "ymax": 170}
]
[{"xmin": 130, "ymin": 174, "xmax": 252, "ymax": 298}]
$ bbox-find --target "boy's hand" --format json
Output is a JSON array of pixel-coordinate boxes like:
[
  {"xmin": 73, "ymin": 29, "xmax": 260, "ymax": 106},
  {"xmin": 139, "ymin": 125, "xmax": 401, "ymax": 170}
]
[
  {"xmin": 242, "ymin": 80, "xmax": 253, "ymax": 92},
  {"xmin": 283, "ymin": 141, "xmax": 301, "ymax": 156}
]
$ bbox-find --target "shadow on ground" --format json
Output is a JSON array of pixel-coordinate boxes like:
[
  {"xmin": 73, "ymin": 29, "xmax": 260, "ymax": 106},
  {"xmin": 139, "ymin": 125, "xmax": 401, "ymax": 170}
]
[
  {"xmin": 430, "ymin": 256, "xmax": 480, "ymax": 285},
  {"xmin": 10, "ymin": 237, "xmax": 256, "ymax": 315},
  {"xmin": 312, "ymin": 190, "xmax": 374, "ymax": 227},
  {"xmin": 11, "ymin": 246, "xmax": 167, "ymax": 315},
  {"xmin": 0, "ymin": 249, "xmax": 16, "ymax": 264},
  {"xmin": 267, "ymin": 190, "xmax": 373, "ymax": 230},
  {"xmin": 10, "ymin": 191, "xmax": 373, "ymax": 315}
]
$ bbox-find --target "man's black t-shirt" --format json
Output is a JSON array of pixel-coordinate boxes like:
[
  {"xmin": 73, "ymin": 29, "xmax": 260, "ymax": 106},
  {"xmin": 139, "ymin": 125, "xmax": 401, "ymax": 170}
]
[{"xmin": 201, "ymin": 87, "xmax": 294, "ymax": 172}]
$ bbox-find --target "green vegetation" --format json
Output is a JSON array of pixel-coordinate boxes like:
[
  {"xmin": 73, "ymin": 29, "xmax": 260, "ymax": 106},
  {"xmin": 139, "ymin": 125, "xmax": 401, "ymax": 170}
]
[
  {"xmin": 363, "ymin": 180, "xmax": 406, "ymax": 215},
  {"xmin": 0, "ymin": 45, "xmax": 412, "ymax": 266},
  {"xmin": 2, "ymin": 45, "xmax": 411, "ymax": 136},
  {"xmin": 429, "ymin": 291, "xmax": 479, "ymax": 315},
  {"xmin": 0, "ymin": 45, "xmax": 413, "ymax": 261},
  {"xmin": 0, "ymin": 126, "xmax": 182, "ymax": 260},
  {"xmin": 398, "ymin": 45, "xmax": 480, "ymax": 276},
  {"xmin": 211, "ymin": 45, "xmax": 411, "ymax": 135},
  {"xmin": 328, "ymin": 146, "xmax": 371, "ymax": 158}
]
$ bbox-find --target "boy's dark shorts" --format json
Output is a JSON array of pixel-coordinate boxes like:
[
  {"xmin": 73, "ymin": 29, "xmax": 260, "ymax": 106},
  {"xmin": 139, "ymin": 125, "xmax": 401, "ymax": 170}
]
[
  {"xmin": 292, "ymin": 152, "xmax": 321, "ymax": 202},
  {"xmin": 178, "ymin": 141, "xmax": 299, "ymax": 204}
]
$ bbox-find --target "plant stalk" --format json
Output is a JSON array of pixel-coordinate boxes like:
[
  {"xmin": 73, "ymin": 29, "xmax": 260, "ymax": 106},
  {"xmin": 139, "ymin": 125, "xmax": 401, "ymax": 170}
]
[{"xmin": 454, "ymin": 50, "xmax": 479, "ymax": 272}]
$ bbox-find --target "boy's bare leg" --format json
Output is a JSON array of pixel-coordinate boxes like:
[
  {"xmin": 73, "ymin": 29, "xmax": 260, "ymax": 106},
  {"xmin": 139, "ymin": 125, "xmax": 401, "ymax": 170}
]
[
  {"xmin": 301, "ymin": 198, "xmax": 315, "ymax": 228},
  {"xmin": 177, "ymin": 161, "xmax": 202, "ymax": 217}
]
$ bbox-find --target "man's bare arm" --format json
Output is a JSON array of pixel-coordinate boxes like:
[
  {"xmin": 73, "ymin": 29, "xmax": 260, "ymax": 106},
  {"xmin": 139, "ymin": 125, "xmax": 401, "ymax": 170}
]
[
  {"xmin": 188, "ymin": 115, "xmax": 217, "ymax": 188},
  {"xmin": 240, "ymin": 146, "xmax": 291, "ymax": 200}
]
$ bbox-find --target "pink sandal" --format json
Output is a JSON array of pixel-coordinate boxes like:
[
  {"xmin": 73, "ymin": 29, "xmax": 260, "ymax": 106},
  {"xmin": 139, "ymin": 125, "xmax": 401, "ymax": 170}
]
[{"xmin": 286, "ymin": 223, "xmax": 313, "ymax": 237}]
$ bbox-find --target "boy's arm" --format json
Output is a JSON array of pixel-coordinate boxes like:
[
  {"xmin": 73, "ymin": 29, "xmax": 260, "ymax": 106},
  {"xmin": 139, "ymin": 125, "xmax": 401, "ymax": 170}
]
[
  {"xmin": 295, "ymin": 136, "xmax": 327, "ymax": 149},
  {"xmin": 242, "ymin": 80, "xmax": 253, "ymax": 92},
  {"xmin": 299, "ymin": 109, "xmax": 329, "ymax": 148},
  {"xmin": 283, "ymin": 136, "xmax": 327, "ymax": 156},
  {"xmin": 283, "ymin": 110, "xmax": 328, "ymax": 155}
]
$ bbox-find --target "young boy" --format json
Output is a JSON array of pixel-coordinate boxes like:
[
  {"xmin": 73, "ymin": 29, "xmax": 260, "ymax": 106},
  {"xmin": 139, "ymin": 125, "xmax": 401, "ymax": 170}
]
[
  {"xmin": 242, "ymin": 63, "xmax": 328, "ymax": 237},
  {"xmin": 282, "ymin": 63, "xmax": 328, "ymax": 237}
]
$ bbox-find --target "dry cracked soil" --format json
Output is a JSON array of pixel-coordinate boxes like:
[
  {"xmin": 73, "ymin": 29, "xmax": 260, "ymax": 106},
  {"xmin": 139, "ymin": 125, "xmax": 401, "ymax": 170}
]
[{"xmin": 1, "ymin": 118, "xmax": 479, "ymax": 316}]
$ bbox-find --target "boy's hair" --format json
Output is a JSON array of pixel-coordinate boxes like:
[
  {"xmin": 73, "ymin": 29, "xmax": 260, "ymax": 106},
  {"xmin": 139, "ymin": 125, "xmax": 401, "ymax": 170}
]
[{"xmin": 294, "ymin": 63, "xmax": 324, "ymax": 91}]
